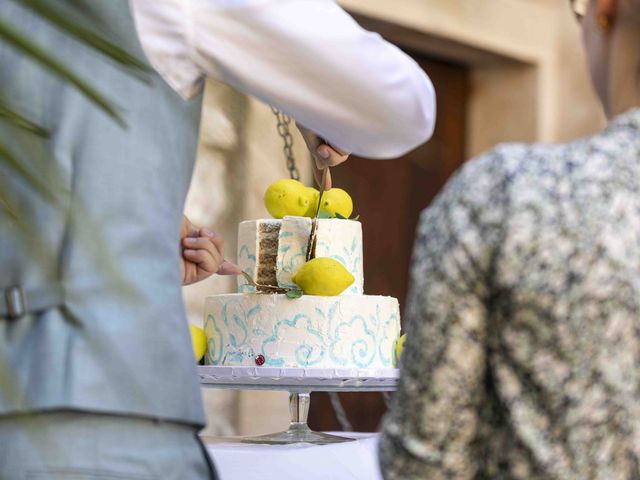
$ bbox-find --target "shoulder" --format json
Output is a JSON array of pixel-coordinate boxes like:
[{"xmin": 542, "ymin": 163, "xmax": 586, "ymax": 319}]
[
  {"xmin": 452, "ymin": 141, "xmax": 577, "ymax": 192},
  {"xmin": 414, "ymin": 140, "xmax": 581, "ymax": 249},
  {"xmin": 439, "ymin": 139, "xmax": 593, "ymax": 211},
  {"xmin": 422, "ymin": 143, "xmax": 535, "ymax": 222}
]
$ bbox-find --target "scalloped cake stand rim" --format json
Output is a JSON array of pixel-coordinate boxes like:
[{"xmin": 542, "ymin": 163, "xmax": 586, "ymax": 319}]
[{"xmin": 198, "ymin": 365, "xmax": 399, "ymax": 392}]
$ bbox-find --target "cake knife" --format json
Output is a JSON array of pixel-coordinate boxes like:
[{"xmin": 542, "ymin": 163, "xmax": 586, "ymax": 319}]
[
  {"xmin": 240, "ymin": 270, "xmax": 286, "ymax": 293},
  {"xmin": 306, "ymin": 167, "xmax": 329, "ymax": 262}
]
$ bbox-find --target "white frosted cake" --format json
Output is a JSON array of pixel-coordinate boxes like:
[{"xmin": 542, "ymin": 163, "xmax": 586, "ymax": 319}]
[
  {"xmin": 204, "ymin": 293, "xmax": 399, "ymax": 368},
  {"xmin": 204, "ymin": 216, "xmax": 400, "ymax": 369}
]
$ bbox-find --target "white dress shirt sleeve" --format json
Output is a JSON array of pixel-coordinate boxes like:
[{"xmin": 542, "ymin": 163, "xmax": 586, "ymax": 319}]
[{"xmin": 130, "ymin": 0, "xmax": 436, "ymax": 159}]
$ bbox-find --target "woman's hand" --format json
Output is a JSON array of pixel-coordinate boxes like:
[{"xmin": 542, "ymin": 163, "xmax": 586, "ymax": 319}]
[
  {"xmin": 180, "ymin": 216, "xmax": 242, "ymax": 286},
  {"xmin": 296, "ymin": 123, "xmax": 350, "ymax": 190}
]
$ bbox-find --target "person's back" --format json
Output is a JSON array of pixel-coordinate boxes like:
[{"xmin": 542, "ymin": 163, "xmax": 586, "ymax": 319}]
[
  {"xmin": 380, "ymin": 1, "xmax": 640, "ymax": 478},
  {"xmin": 485, "ymin": 113, "xmax": 640, "ymax": 477},
  {"xmin": 463, "ymin": 115, "xmax": 640, "ymax": 478},
  {"xmin": 502, "ymin": 112, "xmax": 640, "ymax": 476}
]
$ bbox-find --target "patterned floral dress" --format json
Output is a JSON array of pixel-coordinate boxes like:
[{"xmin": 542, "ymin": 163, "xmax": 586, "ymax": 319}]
[{"xmin": 379, "ymin": 108, "xmax": 640, "ymax": 480}]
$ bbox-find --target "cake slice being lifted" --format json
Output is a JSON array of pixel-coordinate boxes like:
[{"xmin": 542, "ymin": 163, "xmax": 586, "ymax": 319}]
[{"xmin": 237, "ymin": 216, "xmax": 363, "ymax": 295}]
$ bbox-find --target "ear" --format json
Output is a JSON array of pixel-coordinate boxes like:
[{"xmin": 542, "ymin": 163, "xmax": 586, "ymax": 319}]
[{"xmin": 597, "ymin": 0, "xmax": 618, "ymax": 22}]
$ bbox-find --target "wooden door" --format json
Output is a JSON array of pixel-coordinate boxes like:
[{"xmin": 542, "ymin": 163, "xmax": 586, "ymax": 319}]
[{"xmin": 307, "ymin": 55, "xmax": 469, "ymax": 432}]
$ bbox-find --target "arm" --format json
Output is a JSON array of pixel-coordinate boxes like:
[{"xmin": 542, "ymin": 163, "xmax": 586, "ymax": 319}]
[
  {"xmin": 132, "ymin": 0, "xmax": 436, "ymax": 158},
  {"xmin": 379, "ymin": 153, "xmax": 507, "ymax": 479}
]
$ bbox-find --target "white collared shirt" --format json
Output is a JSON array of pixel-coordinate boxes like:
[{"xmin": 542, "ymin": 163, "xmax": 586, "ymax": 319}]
[{"xmin": 129, "ymin": 0, "xmax": 436, "ymax": 158}]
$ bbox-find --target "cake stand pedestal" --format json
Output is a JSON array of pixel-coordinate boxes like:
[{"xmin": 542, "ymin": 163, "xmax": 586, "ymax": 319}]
[{"xmin": 198, "ymin": 366, "xmax": 398, "ymax": 445}]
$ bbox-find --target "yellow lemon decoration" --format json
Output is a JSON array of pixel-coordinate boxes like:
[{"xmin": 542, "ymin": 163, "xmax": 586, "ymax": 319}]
[
  {"xmin": 394, "ymin": 334, "xmax": 406, "ymax": 365},
  {"xmin": 320, "ymin": 188, "xmax": 353, "ymax": 219},
  {"xmin": 291, "ymin": 257, "xmax": 355, "ymax": 296},
  {"xmin": 264, "ymin": 179, "xmax": 310, "ymax": 218},
  {"xmin": 303, "ymin": 187, "xmax": 320, "ymax": 217},
  {"xmin": 189, "ymin": 324, "xmax": 207, "ymax": 363}
]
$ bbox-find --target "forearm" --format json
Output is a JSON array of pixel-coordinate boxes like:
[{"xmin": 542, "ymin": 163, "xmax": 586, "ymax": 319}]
[{"xmin": 188, "ymin": 0, "xmax": 436, "ymax": 158}]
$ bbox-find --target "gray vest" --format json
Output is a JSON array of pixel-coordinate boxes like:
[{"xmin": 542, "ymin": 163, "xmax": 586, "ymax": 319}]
[{"xmin": 0, "ymin": 0, "xmax": 205, "ymax": 426}]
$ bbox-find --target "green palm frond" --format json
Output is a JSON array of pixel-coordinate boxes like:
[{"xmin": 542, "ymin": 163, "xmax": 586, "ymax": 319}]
[
  {"xmin": 0, "ymin": 104, "xmax": 49, "ymax": 137},
  {"xmin": 0, "ymin": 195, "xmax": 19, "ymax": 222},
  {"xmin": 0, "ymin": 2, "xmax": 153, "ymax": 405},
  {"xmin": 0, "ymin": 3, "xmax": 157, "ymax": 287},
  {"xmin": 0, "ymin": 143, "xmax": 58, "ymax": 204},
  {"xmin": 0, "ymin": 17, "xmax": 126, "ymax": 126},
  {"xmin": 0, "ymin": 2, "xmax": 148, "ymax": 227},
  {"xmin": 15, "ymin": 0, "xmax": 152, "ymax": 81}
]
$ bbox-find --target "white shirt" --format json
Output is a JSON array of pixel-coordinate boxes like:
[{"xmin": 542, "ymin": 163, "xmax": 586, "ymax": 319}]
[{"xmin": 129, "ymin": 0, "xmax": 436, "ymax": 158}]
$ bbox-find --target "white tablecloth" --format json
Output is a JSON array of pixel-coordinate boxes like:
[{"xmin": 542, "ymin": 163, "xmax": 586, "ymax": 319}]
[{"xmin": 206, "ymin": 433, "xmax": 383, "ymax": 480}]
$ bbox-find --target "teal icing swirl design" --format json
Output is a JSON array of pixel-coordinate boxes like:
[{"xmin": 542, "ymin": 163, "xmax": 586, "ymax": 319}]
[
  {"xmin": 261, "ymin": 314, "xmax": 325, "ymax": 367},
  {"xmin": 329, "ymin": 314, "xmax": 377, "ymax": 368},
  {"xmin": 222, "ymin": 302, "xmax": 248, "ymax": 348},
  {"xmin": 295, "ymin": 344, "xmax": 325, "ymax": 366},
  {"xmin": 204, "ymin": 313, "xmax": 223, "ymax": 365},
  {"xmin": 351, "ymin": 339, "xmax": 372, "ymax": 367},
  {"xmin": 324, "ymin": 301, "xmax": 340, "ymax": 350},
  {"xmin": 238, "ymin": 245, "xmax": 256, "ymax": 293},
  {"xmin": 238, "ymin": 245, "xmax": 256, "ymax": 262},
  {"xmin": 377, "ymin": 306, "xmax": 396, "ymax": 367},
  {"xmin": 277, "ymin": 243, "xmax": 308, "ymax": 289},
  {"xmin": 238, "ymin": 283, "xmax": 255, "ymax": 293},
  {"xmin": 224, "ymin": 350, "xmax": 254, "ymax": 364}
]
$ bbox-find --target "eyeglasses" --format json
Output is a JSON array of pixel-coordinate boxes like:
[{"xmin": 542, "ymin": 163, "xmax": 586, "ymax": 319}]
[{"xmin": 570, "ymin": 0, "xmax": 588, "ymax": 20}]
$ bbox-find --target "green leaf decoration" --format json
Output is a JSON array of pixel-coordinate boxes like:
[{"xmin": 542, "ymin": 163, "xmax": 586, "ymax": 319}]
[
  {"xmin": 0, "ymin": 17, "xmax": 125, "ymax": 126},
  {"xmin": 321, "ymin": 212, "xmax": 360, "ymax": 221},
  {"xmin": 286, "ymin": 289, "xmax": 304, "ymax": 299}
]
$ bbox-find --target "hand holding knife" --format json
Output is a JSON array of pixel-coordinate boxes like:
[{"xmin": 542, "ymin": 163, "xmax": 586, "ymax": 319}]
[
  {"xmin": 306, "ymin": 167, "xmax": 329, "ymax": 262},
  {"xmin": 296, "ymin": 124, "xmax": 350, "ymax": 191}
]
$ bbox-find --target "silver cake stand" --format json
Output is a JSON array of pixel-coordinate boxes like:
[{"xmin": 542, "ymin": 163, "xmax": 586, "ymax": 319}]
[{"xmin": 198, "ymin": 365, "xmax": 398, "ymax": 445}]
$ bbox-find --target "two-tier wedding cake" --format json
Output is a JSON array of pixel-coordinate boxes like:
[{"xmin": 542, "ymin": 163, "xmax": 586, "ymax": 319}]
[{"xmin": 203, "ymin": 184, "xmax": 400, "ymax": 370}]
